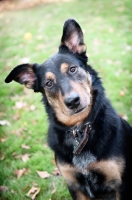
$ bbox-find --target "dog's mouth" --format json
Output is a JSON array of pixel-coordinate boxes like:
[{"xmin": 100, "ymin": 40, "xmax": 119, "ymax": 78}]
[{"xmin": 74, "ymin": 106, "xmax": 87, "ymax": 114}]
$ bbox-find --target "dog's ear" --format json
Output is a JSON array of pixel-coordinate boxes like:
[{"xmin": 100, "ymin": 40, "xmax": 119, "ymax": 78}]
[
  {"xmin": 5, "ymin": 63, "xmax": 40, "ymax": 92},
  {"xmin": 61, "ymin": 19, "xmax": 86, "ymax": 54}
]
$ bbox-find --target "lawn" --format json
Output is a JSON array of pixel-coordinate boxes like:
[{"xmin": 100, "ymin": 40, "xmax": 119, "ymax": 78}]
[{"xmin": 0, "ymin": 0, "xmax": 132, "ymax": 199}]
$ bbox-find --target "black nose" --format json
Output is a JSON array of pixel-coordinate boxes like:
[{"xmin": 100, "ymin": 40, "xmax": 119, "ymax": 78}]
[{"xmin": 64, "ymin": 92, "xmax": 80, "ymax": 109}]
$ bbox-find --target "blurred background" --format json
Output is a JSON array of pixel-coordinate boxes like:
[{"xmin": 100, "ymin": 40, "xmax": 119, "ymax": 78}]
[{"xmin": 0, "ymin": 0, "xmax": 132, "ymax": 199}]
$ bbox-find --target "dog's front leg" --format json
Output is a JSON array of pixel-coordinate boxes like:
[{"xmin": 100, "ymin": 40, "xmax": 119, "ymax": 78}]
[
  {"xmin": 85, "ymin": 170, "xmax": 119, "ymax": 200},
  {"xmin": 56, "ymin": 160, "xmax": 90, "ymax": 200},
  {"xmin": 84, "ymin": 159, "xmax": 124, "ymax": 200},
  {"xmin": 68, "ymin": 184, "xmax": 90, "ymax": 200}
]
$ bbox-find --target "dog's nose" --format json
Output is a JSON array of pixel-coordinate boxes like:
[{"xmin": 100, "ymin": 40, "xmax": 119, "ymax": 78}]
[{"xmin": 64, "ymin": 92, "xmax": 80, "ymax": 109}]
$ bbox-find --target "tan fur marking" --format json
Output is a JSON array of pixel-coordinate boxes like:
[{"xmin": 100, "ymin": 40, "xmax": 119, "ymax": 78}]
[
  {"xmin": 76, "ymin": 192, "xmax": 90, "ymax": 200},
  {"xmin": 88, "ymin": 158, "xmax": 124, "ymax": 183},
  {"xmin": 57, "ymin": 162, "xmax": 78, "ymax": 185},
  {"xmin": 45, "ymin": 72, "xmax": 56, "ymax": 83},
  {"xmin": 57, "ymin": 162, "xmax": 90, "ymax": 200},
  {"xmin": 87, "ymin": 158, "xmax": 124, "ymax": 200},
  {"xmin": 60, "ymin": 63, "xmax": 69, "ymax": 73}
]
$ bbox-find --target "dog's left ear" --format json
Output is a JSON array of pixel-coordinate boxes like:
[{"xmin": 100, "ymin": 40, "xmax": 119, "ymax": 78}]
[{"xmin": 61, "ymin": 19, "xmax": 86, "ymax": 54}]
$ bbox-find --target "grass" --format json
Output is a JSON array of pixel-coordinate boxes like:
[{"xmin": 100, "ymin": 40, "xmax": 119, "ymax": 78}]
[{"xmin": 0, "ymin": 0, "xmax": 132, "ymax": 199}]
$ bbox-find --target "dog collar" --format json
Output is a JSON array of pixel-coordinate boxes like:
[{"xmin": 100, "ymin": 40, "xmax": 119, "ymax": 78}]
[
  {"xmin": 67, "ymin": 102, "xmax": 103, "ymax": 155},
  {"xmin": 72, "ymin": 122, "xmax": 93, "ymax": 155},
  {"xmin": 66, "ymin": 121, "xmax": 94, "ymax": 155}
]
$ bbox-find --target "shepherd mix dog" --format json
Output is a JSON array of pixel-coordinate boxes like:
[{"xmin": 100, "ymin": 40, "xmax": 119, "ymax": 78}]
[{"xmin": 5, "ymin": 19, "xmax": 132, "ymax": 200}]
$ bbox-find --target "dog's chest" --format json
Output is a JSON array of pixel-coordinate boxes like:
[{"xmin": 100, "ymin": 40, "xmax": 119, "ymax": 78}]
[{"xmin": 72, "ymin": 151, "xmax": 97, "ymax": 171}]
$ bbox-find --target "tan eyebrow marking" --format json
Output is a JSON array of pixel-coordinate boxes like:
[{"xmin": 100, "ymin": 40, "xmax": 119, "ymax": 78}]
[
  {"xmin": 45, "ymin": 72, "xmax": 56, "ymax": 83},
  {"xmin": 60, "ymin": 63, "xmax": 69, "ymax": 73}
]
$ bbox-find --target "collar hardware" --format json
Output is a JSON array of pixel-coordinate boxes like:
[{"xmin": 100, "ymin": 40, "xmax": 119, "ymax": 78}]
[{"xmin": 72, "ymin": 122, "xmax": 92, "ymax": 155}]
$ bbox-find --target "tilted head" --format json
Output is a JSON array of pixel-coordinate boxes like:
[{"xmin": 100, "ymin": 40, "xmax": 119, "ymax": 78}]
[{"xmin": 5, "ymin": 19, "xmax": 99, "ymax": 126}]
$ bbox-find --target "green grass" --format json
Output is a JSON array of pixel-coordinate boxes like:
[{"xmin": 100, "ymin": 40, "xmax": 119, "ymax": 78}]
[{"xmin": 0, "ymin": 0, "xmax": 132, "ymax": 199}]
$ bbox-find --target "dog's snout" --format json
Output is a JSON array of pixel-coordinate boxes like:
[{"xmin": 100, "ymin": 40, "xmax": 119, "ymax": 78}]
[{"xmin": 64, "ymin": 92, "xmax": 80, "ymax": 109}]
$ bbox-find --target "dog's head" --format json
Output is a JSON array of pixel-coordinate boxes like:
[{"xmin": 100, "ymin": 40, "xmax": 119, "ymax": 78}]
[{"xmin": 5, "ymin": 19, "xmax": 98, "ymax": 126}]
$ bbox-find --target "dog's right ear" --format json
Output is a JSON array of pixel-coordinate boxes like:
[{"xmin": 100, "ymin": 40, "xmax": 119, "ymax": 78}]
[{"xmin": 5, "ymin": 63, "xmax": 40, "ymax": 92}]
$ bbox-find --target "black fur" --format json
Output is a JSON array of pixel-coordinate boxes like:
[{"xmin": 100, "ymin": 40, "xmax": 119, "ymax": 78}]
[{"xmin": 5, "ymin": 19, "xmax": 132, "ymax": 200}]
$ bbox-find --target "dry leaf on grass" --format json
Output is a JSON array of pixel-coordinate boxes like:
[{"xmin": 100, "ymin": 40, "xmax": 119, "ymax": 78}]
[
  {"xmin": 29, "ymin": 105, "xmax": 36, "ymax": 111},
  {"xmin": 52, "ymin": 168, "xmax": 61, "ymax": 176},
  {"xmin": 26, "ymin": 186, "xmax": 40, "ymax": 200},
  {"xmin": 0, "ymin": 112, "xmax": 6, "ymax": 117},
  {"xmin": 24, "ymin": 32, "xmax": 33, "ymax": 40},
  {"xmin": 119, "ymin": 90, "xmax": 125, "ymax": 96},
  {"xmin": 15, "ymin": 101, "xmax": 27, "ymax": 109},
  {"xmin": 121, "ymin": 114, "xmax": 128, "ymax": 121},
  {"xmin": 51, "ymin": 182, "xmax": 56, "ymax": 194},
  {"xmin": 21, "ymin": 154, "xmax": 30, "ymax": 162},
  {"xmin": 0, "ymin": 186, "xmax": 8, "ymax": 192},
  {"xmin": 36, "ymin": 170, "xmax": 50, "ymax": 179},
  {"xmin": 14, "ymin": 154, "xmax": 30, "ymax": 162},
  {"xmin": 14, "ymin": 168, "xmax": 29, "ymax": 179},
  {"xmin": 1, "ymin": 153, "xmax": 5, "ymax": 161},
  {"xmin": 0, "ymin": 137, "xmax": 7, "ymax": 142},
  {"xmin": 21, "ymin": 144, "xmax": 30, "ymax": 149},
  {"xmin": 0, "ymin": 120, "xmax": 10, "ymax": 126}
]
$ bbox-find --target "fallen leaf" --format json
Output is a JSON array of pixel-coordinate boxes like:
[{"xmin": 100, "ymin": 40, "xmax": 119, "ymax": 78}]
[
  {"xmin": 36, "ymin": 171, "xmax": 50, "ymax": 179},
  {"xmin": 35, "ymin": 44, "xmax": 45, "ymax": 50},
  {"xmin": 119, "ymin": 90, "xmax": 125, "ymax": 96},
  {"xmin": 1, "ymin": 153, "xmax": 5, "ymax": 161},
  {"xmin": 51, "ymin": 159, "xmax": 56, "ymax": 165},
  {"xmin": 32, "ymin": 182, "xmax": 38, "ymax": 187},
  {"xmin": 21, "ymin": 144, "xmax": 30, "ymax": 149},
  {"xmin": 26, "ymin": 186, "xmax": 40, "ymax": 200},
  {"xmin": 11, "ymin": 128, "xmax": 23, "ymax": 137},
  {"xmin": 0, "ymin": 112, "xmax": 6, "ymax": 117},
  {"xmin": 14, "ymin": 154, "xmax": 30, "ymax": 162},
  {"xmin": 14, "ymin": 168, "xmax": 29, "ymax": 179},
  {"xmin": 15, "ymin": 101, "xmax": 27, "ymax": 109},
  {"xmin": 21, "ymin": 154, "xmax": 30, "ymax": 162},
  {"xmin": 121, "ymin": 114, "xmax": 128, "ymax": 121},
  {"xmin": 125, "ymin": 45, "xmax": 132, "ymax": 51},
  {"xmin": 0, "ymin": 120, "xmax": 10, "ymax": 126},
  {"xmin": 11, "ymin": 189, "xmax": 15, "ymax": 194},
  {"xmin": 12, "ymin": 152, "xmax": 17, "ymax": 157},
  {"xmin": 43, "ymin": 143, "xmax": 48, "ymax": 148},
  {"xmin": 20, "ymin": 57, "xmax": 30, "ymax": 63},
  {"xmin": 13, "ymin": 113, "xmax": 20, "ymax": 121},
  {"xmin": 0, "ymin": 186, "xmax": 8, "ymax": 192},
  {"xmin": 29, "ymin": 105, "xmax": 36, "ymax": 111},
  {"xmin": 52, "ymin": 168, "xmax": 61, "ymax": 176},
  {"xmin": 24, "ymin": 32, "xmax": 32, "ymax": 40},
  {"xmin": 51, "ymin": 182, "xmax": 56, "ymax": 194},
  {"xmin": 106, "ymin": 59, "xmax": 113, "ymax": 64},
  {"xmin": 0, "ymin": 137, "xmax": 7, "ymax": 142}
]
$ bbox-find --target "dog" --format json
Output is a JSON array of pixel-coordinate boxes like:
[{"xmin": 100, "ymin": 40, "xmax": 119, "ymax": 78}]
[{"xmin": 5, "ymin": 19, "xmax": 132, "ymax": 200}]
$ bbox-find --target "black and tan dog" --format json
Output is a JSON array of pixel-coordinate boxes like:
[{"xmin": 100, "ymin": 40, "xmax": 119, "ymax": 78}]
[{"xmin": 5, "ymin": 19, "xmax": 132, "ymax": 200}]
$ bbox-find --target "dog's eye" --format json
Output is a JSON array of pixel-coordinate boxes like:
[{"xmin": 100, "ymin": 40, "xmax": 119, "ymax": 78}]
[
  {"xmin": 46, "ymin": 80, "xmax": 53, "ymax": 88},
  {"xmin": 69, "ymin": 66, "xmax": 77, "ymax": 73}
]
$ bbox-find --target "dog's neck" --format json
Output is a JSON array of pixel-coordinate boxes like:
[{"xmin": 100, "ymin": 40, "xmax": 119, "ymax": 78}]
[{"xmin": 67, "ymin": 101, "xmax": 103, "ymax": 155}]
